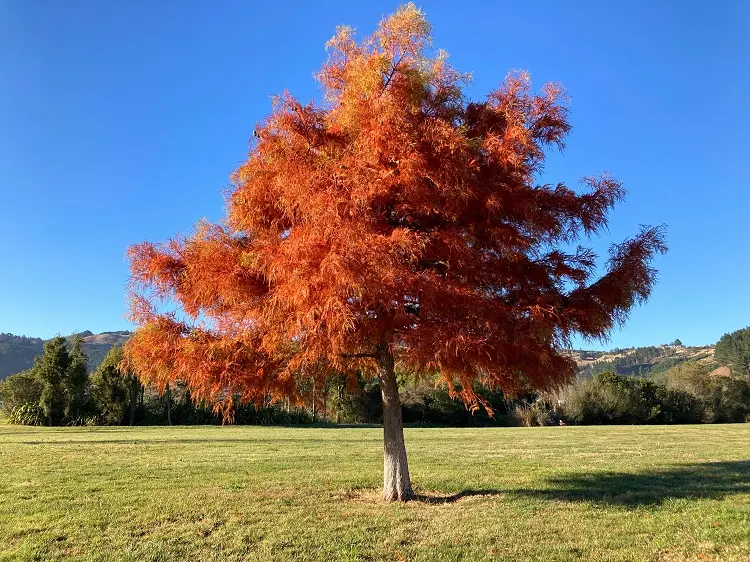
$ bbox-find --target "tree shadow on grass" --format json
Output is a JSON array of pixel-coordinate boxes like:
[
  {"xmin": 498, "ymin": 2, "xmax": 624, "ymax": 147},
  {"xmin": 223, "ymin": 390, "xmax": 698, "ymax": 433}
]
[
  {"xmin": 413, "ymin": 489, "xmax": 506, "ymax": 504},
  {"xmin": 510, "ymin": 461, "xmax": 750, "ymax": 508},
  {"xmin": 418, "ymin": 461, "xmax": 750, "ymax": 507}
]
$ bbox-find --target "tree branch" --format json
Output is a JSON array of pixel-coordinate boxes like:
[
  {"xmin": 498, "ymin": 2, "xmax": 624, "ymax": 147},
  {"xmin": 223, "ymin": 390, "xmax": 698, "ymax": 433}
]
[
  {"xmin": 341, "ymin": 352, "xmax": 378, "ymax": 359},
  {"xmin": 381, "ymin": 53, "xmax": 406, "ymax": 96}
]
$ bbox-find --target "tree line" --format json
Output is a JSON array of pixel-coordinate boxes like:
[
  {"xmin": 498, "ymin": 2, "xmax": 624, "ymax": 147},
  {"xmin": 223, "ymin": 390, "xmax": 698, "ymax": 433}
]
[
  {"xmin": 0, "ymin": 339, "xmax": 313, "ymax": 426},
  {"xmin": 2, "ymin": 335, "xmax": 748, "ymax": 427}
]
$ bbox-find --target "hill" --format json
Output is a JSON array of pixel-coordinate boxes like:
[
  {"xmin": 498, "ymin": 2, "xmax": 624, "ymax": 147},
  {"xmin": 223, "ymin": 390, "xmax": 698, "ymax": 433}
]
[
  {"xmin": 0, "ymin": 330, "xmax": 723, "ymax": 382},
  {"xmin": 571, "ymin": 343, "xmax": 715, "ymax": 378},
  {"xmin": 0, "ymin": 331, "xmax": 130, "ymax": 380}
]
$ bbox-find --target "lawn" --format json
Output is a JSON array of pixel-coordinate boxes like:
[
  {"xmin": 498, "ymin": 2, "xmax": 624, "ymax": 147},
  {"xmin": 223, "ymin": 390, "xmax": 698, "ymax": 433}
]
[{"xmin": 0, "ymin": 424, "xmax": 749, "ymax": 561}]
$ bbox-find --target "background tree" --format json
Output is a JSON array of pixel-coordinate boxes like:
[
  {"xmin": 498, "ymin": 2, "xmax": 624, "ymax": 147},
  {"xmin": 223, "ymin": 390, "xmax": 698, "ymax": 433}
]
[
  {"xmin": 165, "ymin": 382, "xmax": 172, "ymax": 426},
  {"xmin": 64, "ymin": 337, "xmax": 90, "ymax": 423},
  {"xmin": 665, "ymin": 361, "xmax": 750, "ymax": 422},
  {"xmin": 37, "ymin": 337, "xmax": 71, "ymax": 426},
  {"xmin": 91, "ymin": 345, "xmax": 131, "ymax": 424},
  {"xmin": 0, "ymin": 369, "xmax": 43, "ymax": 415},
  {"xmin": 715, "ymin": 326, "xmax": 750, "ymax": 378},
  {"xmin": 125, "ymin": 4, "xmax": 666, "ymax": 501}
]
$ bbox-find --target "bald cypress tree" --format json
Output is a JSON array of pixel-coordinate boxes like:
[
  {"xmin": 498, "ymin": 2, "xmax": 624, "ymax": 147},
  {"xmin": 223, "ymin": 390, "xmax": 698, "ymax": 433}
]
[{"xmin": 124, "ymin": 4, "xmax": 665, "ymax": 501}]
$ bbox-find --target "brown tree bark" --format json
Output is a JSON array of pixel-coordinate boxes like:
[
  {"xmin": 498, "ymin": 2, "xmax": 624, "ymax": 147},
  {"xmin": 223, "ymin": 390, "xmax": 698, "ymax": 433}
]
[
  {"xmin": 311, "ymin": 379, "xmax": 316, "ymax": 421},
  {"xmin": 322, "ymin": 385, "xmax": 328, "ymax": 422},
  {"xmin": 129, "ymin": 385, "xmax": 137, "ymax": 427},
  {"xmin": 165, "ymin": 383, "xmax": 172, "ymax": 426},
  {"xmin": 336, "ymin": 381, "xmax": 343, "ymax": 424},
  {"xmin": 377, "ymin": 345, "xmax": 414, "ymax": 501}
]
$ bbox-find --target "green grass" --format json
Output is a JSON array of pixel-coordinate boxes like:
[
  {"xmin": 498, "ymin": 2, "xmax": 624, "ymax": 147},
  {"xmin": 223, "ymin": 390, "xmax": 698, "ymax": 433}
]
[{"xmin": 1, "ymin": 425, "xmax": 749, "ymax": 561}]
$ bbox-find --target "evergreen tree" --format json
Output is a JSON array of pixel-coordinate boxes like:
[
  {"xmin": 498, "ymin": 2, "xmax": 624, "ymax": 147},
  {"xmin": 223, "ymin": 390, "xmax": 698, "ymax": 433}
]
[
  {"xmin": 715, "ymin": 326, "xmax": 750, "ymax": 377},
  {"xmin": 65, "ymin": 337, "xmax": 90, "ymax": 422},
  {"xmin": 91, "ymin": 345, "xmax": 142, "ymax": 425},
  {"xmin": 91, "ymin": 345, "xmax": 127, "ymax": 424},
  {"xmin": 36, "ymin": 337, "xmax": 71, "ymax": 425}
]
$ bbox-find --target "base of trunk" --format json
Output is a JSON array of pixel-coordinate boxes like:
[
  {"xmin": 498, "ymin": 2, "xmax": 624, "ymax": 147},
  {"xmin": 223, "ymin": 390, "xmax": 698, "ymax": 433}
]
[{"xmin": 383, "ymin": 446, "xmax": 415, "ymax": 501}]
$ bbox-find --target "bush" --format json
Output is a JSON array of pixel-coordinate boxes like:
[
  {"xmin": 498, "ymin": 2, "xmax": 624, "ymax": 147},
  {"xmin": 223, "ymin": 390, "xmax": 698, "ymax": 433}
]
[
  {"xmin": 7, "ymin": 403, "xmax": 45, "ymax": 426},
  {"xmin": 561, "ymin": 372, "xmax": 705, "ymax": 425},
  {"xmin": 562, "ymin": 373, "xmax": 637, "ymax": 424},
  {"xmin": 400, "ymin": 381, "xmax": 509, "ymax": 426},
  {"xmin": 657, "ymin": 387, "xmax": 704, "ymax": 424},
  {"xmin": 509, "ymin": 403, "xmax": 536, "ymax": 427},
  {"xmin": 666, "ymin": 362, "xmax": 750, "ymax": 423},
  {"xmin": 510, "ymin": 397, "xmax": 559, "ymax": 427},
  {"xmin": 90, "ymin": 355, "xmax": 130, "ymax": 424},
  {"xmin": 234, "ymin": 403, "xmax": 315, "ymax": 425},
  {"xmin": 0, "ymin": 369, "xmax": 43, "ymax": 415},
  {"xmin": 334, "ymin": 376, "xmax": 383, "ymax": 424}
]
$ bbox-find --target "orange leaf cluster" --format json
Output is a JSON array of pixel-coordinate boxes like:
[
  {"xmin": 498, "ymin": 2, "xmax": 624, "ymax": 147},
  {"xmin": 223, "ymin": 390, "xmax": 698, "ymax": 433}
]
[{"xmin": 125, "ymin": 4, "xmax": 666, "ymax": 414}]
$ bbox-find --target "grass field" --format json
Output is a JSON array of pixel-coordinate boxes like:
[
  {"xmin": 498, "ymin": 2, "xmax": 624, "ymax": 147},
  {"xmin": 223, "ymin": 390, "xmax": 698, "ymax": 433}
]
[{"xmin": 1, "ymin": 425, "xmax": 749, "ymax": 561}]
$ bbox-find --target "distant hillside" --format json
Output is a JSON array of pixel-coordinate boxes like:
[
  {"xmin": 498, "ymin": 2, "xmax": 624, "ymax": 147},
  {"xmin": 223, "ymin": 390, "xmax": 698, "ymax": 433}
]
[
  {"xmin": 0, "ymin": 330, "xmax": 723, "ymax": 383},
  {"xmin": 571, "ymin": 343, "xmax": 715, "ymax": 378},
  {"xmin": 0, "ymin": 331, "xmax": 131, "ymax": 380}
]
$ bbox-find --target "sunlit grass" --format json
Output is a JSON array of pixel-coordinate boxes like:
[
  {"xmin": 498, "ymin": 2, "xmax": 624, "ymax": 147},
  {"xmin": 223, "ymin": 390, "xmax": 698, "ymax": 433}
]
[{"xmin": 1, "ymin": 424, "xmax": 749, "ymax": 561}]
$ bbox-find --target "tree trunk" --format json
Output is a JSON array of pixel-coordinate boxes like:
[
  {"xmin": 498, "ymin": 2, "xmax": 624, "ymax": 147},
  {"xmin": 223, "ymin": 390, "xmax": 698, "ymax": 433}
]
[
  {"xmin": 165, "ymin": 383, "xmax": 172, "ymax": 426},
  {"xmin": 311, "ymin": 379, "xmax": 316, "ymax": 421},
  {"xmin": 378, "ymin": 345, "xmax": 414, "ymax": 502},
  {"xmin": 322, "ymin": 386, "xmax": 328, "ymax": 422},
  {"xmin": 336, "ymin": 382, "xmax": 342, "ymax": 424},
  {"xmin": 129, "ymin": 386, "xmax": 137, "ymax": 427}
]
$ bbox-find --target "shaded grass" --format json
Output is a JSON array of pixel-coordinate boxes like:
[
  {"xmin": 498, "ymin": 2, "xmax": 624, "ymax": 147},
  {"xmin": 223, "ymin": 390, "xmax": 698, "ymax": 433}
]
[{"xmin": 0, "ymin": 424, "xmax": 749, "ymax": 561}]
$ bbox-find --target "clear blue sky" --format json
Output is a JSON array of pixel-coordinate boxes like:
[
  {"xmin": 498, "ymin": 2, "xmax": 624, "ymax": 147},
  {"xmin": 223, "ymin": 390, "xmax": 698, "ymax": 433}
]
[{"xmin": 1, "ymin": 1, "xmax": 748, "ymax": 349}]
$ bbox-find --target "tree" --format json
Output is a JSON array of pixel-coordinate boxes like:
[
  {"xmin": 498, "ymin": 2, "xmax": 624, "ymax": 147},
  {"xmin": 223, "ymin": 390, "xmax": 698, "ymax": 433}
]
[
  {"xmin": 36, "ymin": 337, "xmax": 71, "ymax": 426},
  {"xmin": 165, "ymin": 382, "xmax": 172, "ymax": 426},
  {"xmin": 65, "ymin": 337, "xmax": 91, "ymax": 422},
  {"xmin": 715, "ymin": 326, "xmax": 750, "ymax": 378},
  {"xmin": 673, "ymin": 339, "xmax": 683, "ymax": 347},
  {"xmin": 124, "ymin": 5, "xmax": 666, "ymax": 501},
  {"xmin": 91, "ymin": 345, "xmax": 131, "ymax": 424},
  {"xmin": 665, "ymin": 361, "xmax": 750, "ymax": 422},
  {"xmin": 95, "ymin": 344, "xmax": 142, "ymax": 425}
]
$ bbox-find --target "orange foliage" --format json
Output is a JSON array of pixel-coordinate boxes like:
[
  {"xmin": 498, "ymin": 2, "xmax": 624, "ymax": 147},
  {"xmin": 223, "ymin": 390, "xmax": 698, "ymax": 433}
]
[{"xmin": 125, "ymin": 4, "xmax": 666, "ymax": 416}]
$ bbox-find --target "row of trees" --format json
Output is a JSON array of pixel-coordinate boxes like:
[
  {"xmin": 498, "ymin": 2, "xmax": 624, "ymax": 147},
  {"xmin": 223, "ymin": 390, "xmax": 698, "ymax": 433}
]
[
  {"xmin": 576, "ymin": 343, "xmax": 703, "ymax": 378},
  {"xmin": 0, "ymin": 339, "xmax": 341, "ymax": 426},
  {"xmin": 0, "ymin": 337, "xmax": 89, "ymax": 425},
  {"xmin": 3, "ymin": 336, "xmax": 747, "ymax": 427},
  {"xmin": 1, "ymin": 340, "xmax": 142, "ymax": 426}
]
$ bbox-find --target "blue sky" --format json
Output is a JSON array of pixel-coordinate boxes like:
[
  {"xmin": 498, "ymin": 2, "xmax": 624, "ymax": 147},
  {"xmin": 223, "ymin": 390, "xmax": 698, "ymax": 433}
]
[{"xmin": 1, "ymin": 0, "xmax": 748, "ymax": 349}]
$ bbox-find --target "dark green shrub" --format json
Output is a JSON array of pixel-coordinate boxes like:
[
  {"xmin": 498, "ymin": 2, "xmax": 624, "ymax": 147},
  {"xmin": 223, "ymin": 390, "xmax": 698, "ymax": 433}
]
[
  {"xmin": 400, "ymin": 381, "xmax": 509, "ymax": 426},
  {"xmin": 0, "ymin": 369, "xmax": 43, "ymax": 415},
  {"xmin": 561, "ymin": 372, "xmax": 706, "ymax": 425}
]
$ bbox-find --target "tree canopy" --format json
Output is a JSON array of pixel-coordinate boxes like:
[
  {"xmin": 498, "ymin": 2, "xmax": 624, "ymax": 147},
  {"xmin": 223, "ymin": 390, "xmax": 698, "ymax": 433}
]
[
  {"xmin": 124, "ymin": 4, "xmax": 666, "ymax": 500},
  {"xmin": 715, "ymin": 326, "xmax": 750, "ymax": 378}
]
